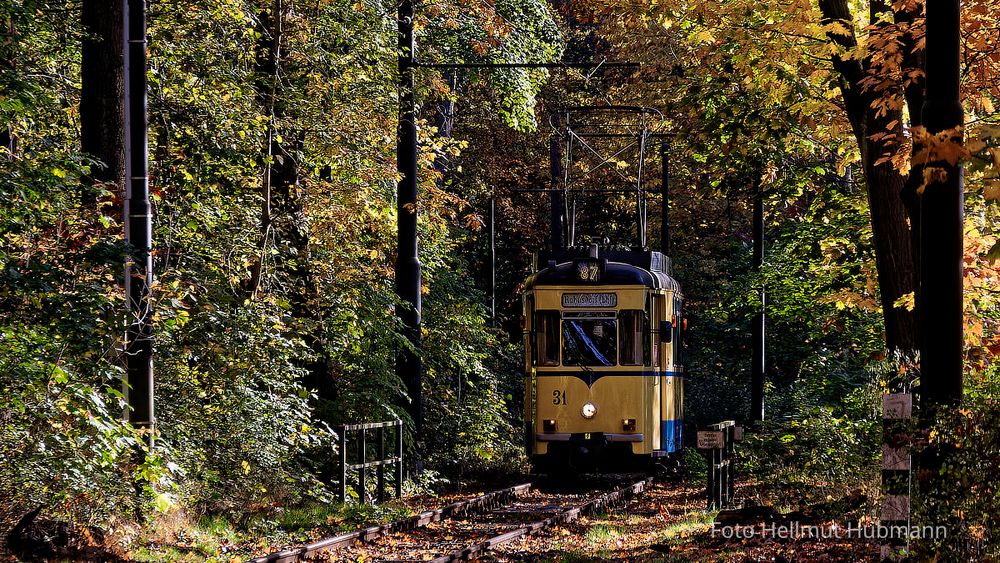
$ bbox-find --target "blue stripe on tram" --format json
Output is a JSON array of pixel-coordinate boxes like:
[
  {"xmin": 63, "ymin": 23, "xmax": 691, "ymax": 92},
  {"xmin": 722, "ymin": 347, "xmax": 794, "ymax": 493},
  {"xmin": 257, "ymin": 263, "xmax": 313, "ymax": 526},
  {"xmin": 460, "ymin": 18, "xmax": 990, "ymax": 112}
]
[
  {"xmin": 661, "ymin": 419, "xmax": 683, "ymax": 452},
  {"xmin": 535, "ymin": 370, "xmax": 683, "ymax": 378}
]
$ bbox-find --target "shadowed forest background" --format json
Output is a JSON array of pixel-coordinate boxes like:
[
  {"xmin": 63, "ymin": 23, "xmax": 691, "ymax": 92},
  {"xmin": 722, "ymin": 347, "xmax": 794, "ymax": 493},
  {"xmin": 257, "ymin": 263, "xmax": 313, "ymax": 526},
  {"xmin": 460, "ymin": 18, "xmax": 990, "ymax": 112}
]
[{"xmin": 2, "ymin": 0, "xmax": 1000, "ymax": 559}]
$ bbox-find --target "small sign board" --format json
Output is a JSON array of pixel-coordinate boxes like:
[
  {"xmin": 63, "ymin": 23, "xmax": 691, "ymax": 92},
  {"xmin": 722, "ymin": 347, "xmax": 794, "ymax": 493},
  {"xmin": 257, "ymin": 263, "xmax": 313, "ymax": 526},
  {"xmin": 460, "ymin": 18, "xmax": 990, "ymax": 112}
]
[
  {"xmin": 733, "ymin": 425, "xmax": 744, "ymax": 441},
  {"xmin": 697, "ymin": 430, "xmax": 725, "ymax": 449}
]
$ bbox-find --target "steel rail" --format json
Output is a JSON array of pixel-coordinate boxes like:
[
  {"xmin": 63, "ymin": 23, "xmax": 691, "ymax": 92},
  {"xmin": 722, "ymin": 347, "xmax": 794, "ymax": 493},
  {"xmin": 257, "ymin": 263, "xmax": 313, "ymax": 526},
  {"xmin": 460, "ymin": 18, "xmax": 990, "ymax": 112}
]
[
  {"xmin": 247, "ymin": 482, "xmax": 532, "ymax": 563},
  {"xmin": 429, "ymin": 477, "xmax": 653, "ymax": 562}
]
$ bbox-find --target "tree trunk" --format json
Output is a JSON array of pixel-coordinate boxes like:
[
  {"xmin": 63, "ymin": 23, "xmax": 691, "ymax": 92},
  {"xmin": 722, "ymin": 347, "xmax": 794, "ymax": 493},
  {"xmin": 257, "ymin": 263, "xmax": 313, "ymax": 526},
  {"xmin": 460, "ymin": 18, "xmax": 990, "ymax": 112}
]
[
  {"xmin": 80, "ymin": 0, "xmax": 125, "ymax": 204},
  {"xmin": 251, "ymin": 0, "xmax": 332, "ymax": 399},
  {"xmin": 818, "ymin": 0, "xmax": 918, "ymax": 353},
  {"xmin": 857, "ymin": 127, "xmax": 918, "ymax": 353},
  {"xmin": 896, "ymin": 2, "xmax": 927, "ymax": 353},
  {"xmin": 1, "ymin": 16, "xmax": 13, "ymax": 158}
]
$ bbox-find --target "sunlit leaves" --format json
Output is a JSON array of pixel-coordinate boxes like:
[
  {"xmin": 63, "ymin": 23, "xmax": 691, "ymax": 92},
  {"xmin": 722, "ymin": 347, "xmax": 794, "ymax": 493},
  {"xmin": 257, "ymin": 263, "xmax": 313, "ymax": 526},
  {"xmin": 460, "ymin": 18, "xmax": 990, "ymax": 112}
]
[{"xmin": 417, "ymin": 0, "xmax": 563, "ymax": 131}]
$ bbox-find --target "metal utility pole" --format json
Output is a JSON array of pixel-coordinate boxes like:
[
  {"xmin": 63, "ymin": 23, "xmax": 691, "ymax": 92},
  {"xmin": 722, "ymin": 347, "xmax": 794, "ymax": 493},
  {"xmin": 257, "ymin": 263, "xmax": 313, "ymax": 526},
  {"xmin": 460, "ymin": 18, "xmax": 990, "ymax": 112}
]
[
  {"xmin": 914, "ymin": 0, "xmax": 964, "ymax": 550},
  {"xmin": 919, "ymin": 0, "xmax": 964, "ymax": 408},
  {"xmin": 489, "ymin": 195, "xmax": 496, "ymax": 326},
  {"xmin": 393, "ymin": 12, "xmax": 637, "ymax": 443},
  {"xmin": 123, "ymin": 0, "xmax": 153, "ymax": 447},
  {"xmin": 660, "ymin": 142, "xmax": 670, "ymax": 255},
  {"xmin": 396, "ymin": 0, "xmax": 423, "ymax": 439},
  {"xmin": 635, "ymin": 135, "xmax": 647, "ymax": 249},
  {"xmin": 750, "ymin": 185, "xmax": 765, "ymax": 422},
  {"xmin": 549, "ymin": 137, "xmax": 564, "ymax": 251}
]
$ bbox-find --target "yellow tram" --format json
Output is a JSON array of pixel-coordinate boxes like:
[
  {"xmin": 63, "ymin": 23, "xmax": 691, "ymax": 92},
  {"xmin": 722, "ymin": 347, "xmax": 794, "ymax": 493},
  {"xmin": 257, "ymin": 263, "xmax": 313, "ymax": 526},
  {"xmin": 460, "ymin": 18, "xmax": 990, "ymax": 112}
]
[{"xmin": 522, "ymin": 245, "xmax": 684, "ymax": 471}]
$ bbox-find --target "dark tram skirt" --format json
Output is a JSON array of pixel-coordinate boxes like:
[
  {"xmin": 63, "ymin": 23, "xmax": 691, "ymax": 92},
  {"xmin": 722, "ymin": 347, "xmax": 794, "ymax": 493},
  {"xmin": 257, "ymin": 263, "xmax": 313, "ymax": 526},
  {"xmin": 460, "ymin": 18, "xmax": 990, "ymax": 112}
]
[{"xmin": 533, "ymin": 432, "xmax": 648, "ymax": 473}]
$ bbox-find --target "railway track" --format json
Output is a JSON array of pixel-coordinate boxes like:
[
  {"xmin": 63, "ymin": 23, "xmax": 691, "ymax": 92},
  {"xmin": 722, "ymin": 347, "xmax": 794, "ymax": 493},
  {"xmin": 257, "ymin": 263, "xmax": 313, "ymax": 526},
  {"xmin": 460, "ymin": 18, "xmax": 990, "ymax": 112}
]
[{"xmin": 250, "ymin": 475, "xmax": 652, "ymax": 562}]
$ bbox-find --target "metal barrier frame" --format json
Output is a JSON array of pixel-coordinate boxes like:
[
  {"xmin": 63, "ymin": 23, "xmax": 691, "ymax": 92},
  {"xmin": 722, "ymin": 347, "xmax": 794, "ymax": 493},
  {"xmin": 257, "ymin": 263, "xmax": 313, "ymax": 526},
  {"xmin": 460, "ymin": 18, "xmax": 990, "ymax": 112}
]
[{"xmin": 336, "ymin": 421, "xmax": 403, "ymax": 503}]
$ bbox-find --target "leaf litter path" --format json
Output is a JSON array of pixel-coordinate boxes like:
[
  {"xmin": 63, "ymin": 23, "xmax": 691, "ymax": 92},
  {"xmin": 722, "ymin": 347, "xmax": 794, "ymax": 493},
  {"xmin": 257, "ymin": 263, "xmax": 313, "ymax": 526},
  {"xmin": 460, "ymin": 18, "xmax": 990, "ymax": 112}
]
[
  {"xmin": 300, "ymin": 475, "xmax": 647, "ymax": 562},
  {"xmin": 482, "ymin": 482, "xmax": 880, "ymax": 562},
  {"xmin": 331, "ymin": 491, "xmax": 582, "ymax": 561}
]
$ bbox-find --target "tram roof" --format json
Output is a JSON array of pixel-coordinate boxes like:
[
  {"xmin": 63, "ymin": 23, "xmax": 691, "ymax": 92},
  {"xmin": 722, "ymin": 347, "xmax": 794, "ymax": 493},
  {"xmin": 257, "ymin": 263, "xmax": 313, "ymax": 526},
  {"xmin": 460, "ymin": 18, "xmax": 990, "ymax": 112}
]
[{"xmin": 526, "ymin": 247, "xmax": 682, "ymax": 292}]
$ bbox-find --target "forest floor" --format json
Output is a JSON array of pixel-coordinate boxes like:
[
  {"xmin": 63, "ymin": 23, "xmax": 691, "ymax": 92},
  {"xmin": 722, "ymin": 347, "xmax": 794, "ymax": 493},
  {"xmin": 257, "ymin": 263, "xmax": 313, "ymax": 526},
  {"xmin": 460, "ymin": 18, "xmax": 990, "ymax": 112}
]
[
  {"xmin": 485, "ymin": 481, "xmax": 880, "ymax": 562},
  {"xmin": 3, "ymin": 478, "xmax": 881, "ymax": 561}
]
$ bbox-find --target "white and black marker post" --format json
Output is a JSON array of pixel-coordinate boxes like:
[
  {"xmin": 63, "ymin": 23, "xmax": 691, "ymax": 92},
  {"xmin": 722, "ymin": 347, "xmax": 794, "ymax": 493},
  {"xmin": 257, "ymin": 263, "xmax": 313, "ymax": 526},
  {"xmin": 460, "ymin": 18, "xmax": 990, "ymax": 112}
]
[{"xmin": 881, "ymin": 392, "xmax": 912, "ymax": 558}]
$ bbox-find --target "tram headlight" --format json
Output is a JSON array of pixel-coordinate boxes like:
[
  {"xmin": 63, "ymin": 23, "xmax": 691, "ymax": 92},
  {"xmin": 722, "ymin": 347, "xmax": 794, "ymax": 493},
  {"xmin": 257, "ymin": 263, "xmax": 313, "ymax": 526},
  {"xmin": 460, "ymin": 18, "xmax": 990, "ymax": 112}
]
[{"xmin": 581, "ymin": 402, "xmax": 597, "ymax": 419}]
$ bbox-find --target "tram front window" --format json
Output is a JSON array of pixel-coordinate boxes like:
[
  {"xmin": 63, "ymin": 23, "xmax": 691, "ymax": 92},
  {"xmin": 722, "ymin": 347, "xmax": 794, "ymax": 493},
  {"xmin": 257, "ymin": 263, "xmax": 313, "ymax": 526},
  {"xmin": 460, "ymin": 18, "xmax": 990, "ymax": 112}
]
[{"xmin": 562, "ymin": 318, "xmax": 617, "ymax": 366}]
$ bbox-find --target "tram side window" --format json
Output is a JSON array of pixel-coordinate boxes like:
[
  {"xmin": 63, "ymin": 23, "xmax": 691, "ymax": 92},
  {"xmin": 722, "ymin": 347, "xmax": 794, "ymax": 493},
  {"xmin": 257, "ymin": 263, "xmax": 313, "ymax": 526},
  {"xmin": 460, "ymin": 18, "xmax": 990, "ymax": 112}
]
[
  {"xmin": 651, "ymin": 296, "xmax": 663, "ymax": 366},
  {"xmin": 535, "ymin": 311, "xmax": 560, "ymax": 366},
  {"xmin": 674, "ymin": 300, "xmax": 684, "ymax": 367},
  {"xmin": 563, "ymin": 317, "xmax": 617, "ymax": 367},
  {"xmin": 619, "ymin": 310, "xmax": 649, "ymax": 366}
]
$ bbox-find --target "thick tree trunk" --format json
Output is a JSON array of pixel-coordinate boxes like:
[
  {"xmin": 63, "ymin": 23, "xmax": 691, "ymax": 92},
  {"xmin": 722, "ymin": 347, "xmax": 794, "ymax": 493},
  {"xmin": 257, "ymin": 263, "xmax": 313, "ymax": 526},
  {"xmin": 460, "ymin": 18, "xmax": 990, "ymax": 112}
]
[
  {"xmin": 818, "ymin": 0, "xmax": 918, "ymax": 353},
  {"xmin": 80, "ymin": 0, "xmax": 125, "ymax": 204},
  {"xmin": 269, "ymin": 134, "xmax": 331, "ymax": 398},
  {"xmin": 896, "ymin": 3, "xmax": 927, "ymax": 349},
  {"xmin": 857, "ymin": 127, "xmax": 918, "ymax": 352}
]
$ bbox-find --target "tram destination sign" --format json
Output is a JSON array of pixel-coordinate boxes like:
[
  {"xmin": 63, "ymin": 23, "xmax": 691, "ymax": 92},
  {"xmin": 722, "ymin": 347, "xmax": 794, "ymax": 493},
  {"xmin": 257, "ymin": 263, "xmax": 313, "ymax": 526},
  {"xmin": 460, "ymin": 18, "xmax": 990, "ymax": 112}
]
[{"xmin": 562, "ymin": 293, "xmax": 618, "ymax": 308}]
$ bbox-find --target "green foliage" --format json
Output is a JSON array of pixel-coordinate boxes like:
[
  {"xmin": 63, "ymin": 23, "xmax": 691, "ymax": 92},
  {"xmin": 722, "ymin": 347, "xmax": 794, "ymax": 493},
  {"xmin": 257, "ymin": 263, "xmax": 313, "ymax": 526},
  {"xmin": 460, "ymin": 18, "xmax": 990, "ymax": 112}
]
[
  {"xmin": 1, "ymin": 0, "xmax": 557, "ymax": 538},
  {"xmin": 418, "ymin": 0, "xmax": 563, "ymax": 131},
  {"xmin": 668, "ymin": 135, "xmax": 886, "ymax": 509},
  {"xmin": 681, "ymin": 447, "xmax": 708, "ymax": 486},
  {"xmin": 5, "ymin": 0, "xmax": 996, "ymax": 559},
  {"xmin": 740, "ymin": 385, "xmax": 880, "ymax": 496},
  {"xmin": 0, "ymin": 326, "xmax": 140, "ymax": 517},
  {"xmin": 0, "ymin": 3, "xmax": 144, "ymax": 521},
  {"xmin": 909, "ymin": 367, "xmax": 1000, "ymax": 559},
  {"xmin": 684, "ymin": 179, "xmax": 883, "ymax": 423},
  {"xmin": 421, "ymin": 262, "xmax": 525, "ymax": 475}
]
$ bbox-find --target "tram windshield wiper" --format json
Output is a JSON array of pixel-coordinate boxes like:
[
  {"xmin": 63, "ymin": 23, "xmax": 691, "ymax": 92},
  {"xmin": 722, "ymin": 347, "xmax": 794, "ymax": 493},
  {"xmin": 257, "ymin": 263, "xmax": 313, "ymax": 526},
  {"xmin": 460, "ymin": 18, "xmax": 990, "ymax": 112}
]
[{"xmin": 562, "ymin": 318, "xmax": 617, "ymax": 366}]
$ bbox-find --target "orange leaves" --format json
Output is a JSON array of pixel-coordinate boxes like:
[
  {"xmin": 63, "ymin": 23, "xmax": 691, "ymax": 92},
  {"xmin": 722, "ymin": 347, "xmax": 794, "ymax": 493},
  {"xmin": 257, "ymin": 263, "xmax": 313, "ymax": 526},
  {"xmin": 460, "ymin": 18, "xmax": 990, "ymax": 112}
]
[
  {"xmin": 464, "ymin": 213, "xmax": 485, "ymax": 231},
  {"xmin": 972, "ymin": 96, "xmax": 995, "ymax": 115},
  {"xmin": 470, "ymin": 40, "xmax": 491, "ymax": 56},
  {"xmin": 921, "ymin": 125, "xmax": 1000, "ymax": 203},
  {"xmin": 821, "ymin": 289, "xmax": 879, "ymax": 313},
  {"xmin": 891, "ymin": 0, "xmax": 921, "ymax": 13},
  {"xmin": 909, "ymin": 126, "xmax": 968, "ymax": 194},
  {"xmin": 961, "ymin": 219, "xmax": 1000, "ymax": 368},
  {"xmin": 820, "ymin": 21, "xmax": 852, "ymax": 40}
]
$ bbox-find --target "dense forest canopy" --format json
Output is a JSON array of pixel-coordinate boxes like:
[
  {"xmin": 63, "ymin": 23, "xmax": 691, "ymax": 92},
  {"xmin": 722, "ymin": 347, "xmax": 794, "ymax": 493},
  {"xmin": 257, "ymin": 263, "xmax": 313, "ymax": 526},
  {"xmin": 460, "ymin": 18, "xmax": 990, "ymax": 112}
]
[{"xmin": 1, "ymin": 0, "xmax": 999, "ymax": 558}]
